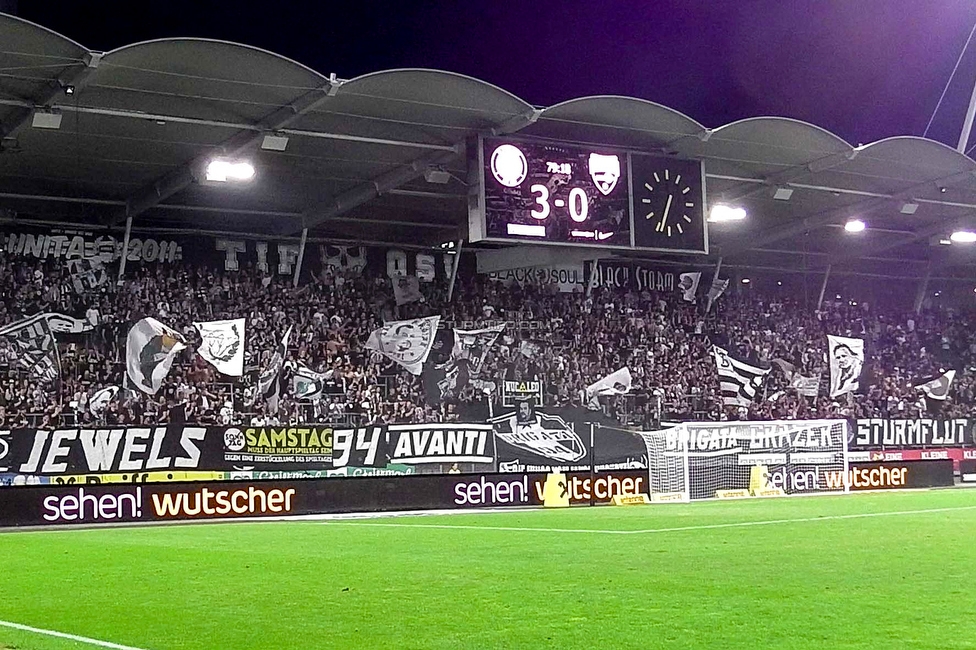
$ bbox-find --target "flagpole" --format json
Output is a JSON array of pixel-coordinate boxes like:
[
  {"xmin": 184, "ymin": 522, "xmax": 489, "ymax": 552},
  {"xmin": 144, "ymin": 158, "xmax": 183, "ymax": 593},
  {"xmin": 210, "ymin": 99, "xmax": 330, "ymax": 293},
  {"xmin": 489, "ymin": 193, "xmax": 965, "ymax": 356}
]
[
  {"xmin": 292, "ymin": 228, "xmax": 308, "ymax": 289},
  {"xmin": 447, "ymin": 238, "xmax": 463, "ymax": 302},
  {"xmin": 816, "ymin": 265, "xmax": 831, "ymax": 310},
  {"xmin": 117, "ymin": 216, "xmax": 132, "ymax": 284}
]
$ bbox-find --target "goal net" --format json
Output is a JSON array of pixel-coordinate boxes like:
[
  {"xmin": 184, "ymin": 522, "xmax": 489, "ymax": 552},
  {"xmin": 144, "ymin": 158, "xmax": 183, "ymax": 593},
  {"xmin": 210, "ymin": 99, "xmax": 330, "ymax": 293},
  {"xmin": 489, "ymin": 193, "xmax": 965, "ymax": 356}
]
[{"xmin": 641, "ymin": 420, "xmax": 850, "ymax": 500}]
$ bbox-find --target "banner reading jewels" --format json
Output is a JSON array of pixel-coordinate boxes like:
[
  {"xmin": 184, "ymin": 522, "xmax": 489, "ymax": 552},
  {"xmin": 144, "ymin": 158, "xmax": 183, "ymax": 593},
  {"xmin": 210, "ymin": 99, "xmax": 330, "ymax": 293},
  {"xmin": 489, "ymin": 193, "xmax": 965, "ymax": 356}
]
[{"xmin": 0, "ymin": 421, "xmax": 649, "ymax": 484}]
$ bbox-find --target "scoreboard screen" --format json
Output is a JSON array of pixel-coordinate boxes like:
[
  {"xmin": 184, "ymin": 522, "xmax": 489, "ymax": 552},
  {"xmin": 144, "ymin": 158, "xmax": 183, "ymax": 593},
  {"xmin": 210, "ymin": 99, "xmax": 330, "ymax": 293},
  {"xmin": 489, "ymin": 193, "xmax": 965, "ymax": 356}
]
[{"xmin": 469, "ymin": 136, "xmax": 707, "ymax": 254}]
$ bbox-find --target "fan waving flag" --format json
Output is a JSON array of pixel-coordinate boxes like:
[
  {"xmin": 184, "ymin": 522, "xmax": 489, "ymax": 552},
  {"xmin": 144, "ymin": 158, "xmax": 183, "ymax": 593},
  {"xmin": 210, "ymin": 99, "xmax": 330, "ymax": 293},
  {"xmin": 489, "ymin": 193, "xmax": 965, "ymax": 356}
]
[
  {"xmin": 253, "ymin": 325, "xmax": 293, "ymax": 411},
  {"xmin": 706, "ymin": 278, "xmax": 729, "ymax": 312},
  {"xmin": 586, "ymin": 367, "xmax": 633, "ymax": 397},
  {"xmin": 0, "ymin": 314, "xmax": 61, "ymax": 383},
  {"xmin": 366, "ymin": 316, "xmax": 440, "ymax": 375},
  {"xmin": 194, "ymin": 318, "xmax": 245, "ymax": 376},
  {"xmin": 88, "ymin": 386, "xmax": 120, "ymax": 415},
  {"xmin": 915, "ymin": 370, "xmax": 955, "ymax": 401},
  {"xmin": 712, "ymin": 346, "xmax": 770, "ymax": 407},
  {"xmin": 678, "ymin": 272, "xmax": 701, "ymax": 303},
  {"xmin": 292, "ymin": 364, "xmax": 334, "ymax": 400},
  {"xmin": 827, "ymin": 335, "xmax": 864, "ymax": 398},
  {"xmin": 126, "ymin": 318, "xmax": 186, "ymax": 395},
  {"xmin": 392, "ymin": 275, "xmax": 425, "ymax": 306}
]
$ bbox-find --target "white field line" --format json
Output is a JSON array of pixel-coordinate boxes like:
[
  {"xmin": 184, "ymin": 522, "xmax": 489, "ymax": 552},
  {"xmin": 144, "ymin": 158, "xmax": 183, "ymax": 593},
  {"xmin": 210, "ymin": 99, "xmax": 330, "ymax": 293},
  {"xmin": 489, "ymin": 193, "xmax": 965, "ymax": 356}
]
[
  {"xmin": 0, "ymin": 619, "xmax": 149, "ymax": 650},
  {"xmin": 326, "ymin": 504, "xmax": 976, "ymax": 536}
]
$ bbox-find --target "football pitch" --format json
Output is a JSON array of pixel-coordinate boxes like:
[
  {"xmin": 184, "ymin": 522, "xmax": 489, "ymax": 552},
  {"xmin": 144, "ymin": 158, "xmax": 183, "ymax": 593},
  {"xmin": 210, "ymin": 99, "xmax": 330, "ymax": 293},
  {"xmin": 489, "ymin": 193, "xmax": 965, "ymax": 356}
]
[{"xmin": 1, "ymin": 489, "xmax": 975, "ymax": 649}]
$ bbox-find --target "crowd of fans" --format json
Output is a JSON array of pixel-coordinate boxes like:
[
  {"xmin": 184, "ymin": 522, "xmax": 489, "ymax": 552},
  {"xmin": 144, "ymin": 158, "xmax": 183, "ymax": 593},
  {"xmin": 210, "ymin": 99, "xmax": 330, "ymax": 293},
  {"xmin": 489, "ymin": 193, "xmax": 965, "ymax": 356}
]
[{"xmin": 0, "ymin": 250, "xmax": 974, "ymax": 430}]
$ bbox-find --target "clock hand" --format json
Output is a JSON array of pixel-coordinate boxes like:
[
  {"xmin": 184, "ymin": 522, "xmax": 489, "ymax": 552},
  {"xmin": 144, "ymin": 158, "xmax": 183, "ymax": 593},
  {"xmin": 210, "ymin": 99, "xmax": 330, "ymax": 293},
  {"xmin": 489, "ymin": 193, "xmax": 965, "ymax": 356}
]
[{"xmin": 659, "ymin": 193, "xmax": 673, "ymax": 232}]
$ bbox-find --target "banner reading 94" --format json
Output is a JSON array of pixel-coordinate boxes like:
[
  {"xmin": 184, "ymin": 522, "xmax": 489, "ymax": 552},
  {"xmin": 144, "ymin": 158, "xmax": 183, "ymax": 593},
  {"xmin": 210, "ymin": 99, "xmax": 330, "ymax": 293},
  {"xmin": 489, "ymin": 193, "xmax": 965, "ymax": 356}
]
[{"xmin": 474, "ymin": 137, "xmax": 632, "ymax": 248}]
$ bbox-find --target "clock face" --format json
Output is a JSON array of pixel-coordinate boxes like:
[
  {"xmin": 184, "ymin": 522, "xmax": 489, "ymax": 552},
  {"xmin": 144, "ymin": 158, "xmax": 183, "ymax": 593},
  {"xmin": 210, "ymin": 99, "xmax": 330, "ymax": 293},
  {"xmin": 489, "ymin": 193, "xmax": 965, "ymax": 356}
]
[{"xmin": 630, "ymin": 154, "xmax": 707, "ymax": 253}]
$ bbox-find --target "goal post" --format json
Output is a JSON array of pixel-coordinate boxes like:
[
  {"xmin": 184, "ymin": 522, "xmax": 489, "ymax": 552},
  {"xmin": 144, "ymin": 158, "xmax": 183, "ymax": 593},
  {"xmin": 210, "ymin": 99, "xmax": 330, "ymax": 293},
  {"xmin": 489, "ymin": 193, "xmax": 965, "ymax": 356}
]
[
  {"xmin": 637, "ymin": 427, "xmax": 690, "ymax": 502},
  {"xmin": 639, "ymin": 420, "xmax": 850, "ymax": 500}
]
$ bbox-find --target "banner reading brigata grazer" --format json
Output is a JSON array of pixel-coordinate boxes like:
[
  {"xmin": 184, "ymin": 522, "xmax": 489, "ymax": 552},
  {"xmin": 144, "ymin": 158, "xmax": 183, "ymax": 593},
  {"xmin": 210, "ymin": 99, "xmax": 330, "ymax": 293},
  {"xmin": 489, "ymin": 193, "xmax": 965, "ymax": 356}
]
[{"xmin": 0, "ymin": 469, "xmax": 649, "ymax": 527}]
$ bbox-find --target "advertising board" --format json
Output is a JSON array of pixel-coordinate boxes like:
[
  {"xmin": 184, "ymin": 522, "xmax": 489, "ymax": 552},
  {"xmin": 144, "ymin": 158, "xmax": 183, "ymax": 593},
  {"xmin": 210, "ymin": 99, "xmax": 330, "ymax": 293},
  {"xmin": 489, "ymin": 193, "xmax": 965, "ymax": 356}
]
[
  {"xmin": 0, "ymin": 470, "xmax": 648, "ymax": 528},
  {"xmin": 846, "ymin": 460, "xmax": 954, "ymax": 491}
]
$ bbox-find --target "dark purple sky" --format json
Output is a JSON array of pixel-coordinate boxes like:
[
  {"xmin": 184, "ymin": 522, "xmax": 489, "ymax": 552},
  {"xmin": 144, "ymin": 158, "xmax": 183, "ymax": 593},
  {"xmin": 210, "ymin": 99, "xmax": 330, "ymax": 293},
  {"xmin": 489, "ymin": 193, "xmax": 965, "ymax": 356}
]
[{"xmin": 18, "ymin": 0, "xmax": 976, "ymax": 148}]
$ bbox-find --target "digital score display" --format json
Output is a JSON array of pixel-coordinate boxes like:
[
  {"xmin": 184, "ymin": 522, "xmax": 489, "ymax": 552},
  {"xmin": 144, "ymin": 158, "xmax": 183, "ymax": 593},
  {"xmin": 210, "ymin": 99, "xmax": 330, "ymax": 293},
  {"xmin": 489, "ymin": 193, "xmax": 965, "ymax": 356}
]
[{"xmin": 470, "ymin": 136, "xmax": 707, "ymax": 254}]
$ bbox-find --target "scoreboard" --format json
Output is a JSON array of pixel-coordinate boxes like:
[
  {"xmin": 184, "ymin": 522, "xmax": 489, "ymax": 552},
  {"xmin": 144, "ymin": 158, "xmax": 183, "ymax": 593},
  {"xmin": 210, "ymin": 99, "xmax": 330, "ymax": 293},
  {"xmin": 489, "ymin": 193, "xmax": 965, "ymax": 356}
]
[{"xmin": 469, "ymin": 136, "xmax": 708, "ymax": 254}]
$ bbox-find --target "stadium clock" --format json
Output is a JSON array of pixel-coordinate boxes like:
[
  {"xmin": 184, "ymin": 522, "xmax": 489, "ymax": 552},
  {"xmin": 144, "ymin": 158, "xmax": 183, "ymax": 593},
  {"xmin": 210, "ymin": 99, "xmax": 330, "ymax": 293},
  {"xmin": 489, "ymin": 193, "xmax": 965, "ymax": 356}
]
[
  {"xmin": 469, "ymin": 137, "xmax": 707, "ymax": 253},
  {"xmin": 629, "ymin": 154, "xmax": 707, "ymax": 254}
]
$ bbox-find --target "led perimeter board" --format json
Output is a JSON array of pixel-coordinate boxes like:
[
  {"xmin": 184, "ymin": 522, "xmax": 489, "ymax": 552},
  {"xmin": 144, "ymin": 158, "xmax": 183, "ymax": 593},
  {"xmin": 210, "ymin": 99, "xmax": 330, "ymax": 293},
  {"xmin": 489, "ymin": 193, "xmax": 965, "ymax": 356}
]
[{"xmin": 469, "ymin": 136, "xmax": 707, "ymax": 254}]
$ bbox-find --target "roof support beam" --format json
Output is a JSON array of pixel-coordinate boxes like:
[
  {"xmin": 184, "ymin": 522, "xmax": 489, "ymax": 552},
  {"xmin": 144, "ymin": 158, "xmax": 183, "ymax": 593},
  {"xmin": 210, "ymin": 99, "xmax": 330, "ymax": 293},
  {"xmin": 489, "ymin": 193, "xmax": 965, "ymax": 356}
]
[
  {"xmin": 298, "ymin": 146, "xmax": 461, "ymax": 233},
  {"xmin": 717, "ymin": 169, "xmax": 976, "ymax": 259},
  {"xmin": 722, "ymin": 148, "xmax": 859, "ymax": 204},
  {"xmin": 109, "ymin": 80, "xmax": 342, "ymax": 225},
  {"xmin": 0, "ymin": 51, "xmax": 101, "ymax": 142}
]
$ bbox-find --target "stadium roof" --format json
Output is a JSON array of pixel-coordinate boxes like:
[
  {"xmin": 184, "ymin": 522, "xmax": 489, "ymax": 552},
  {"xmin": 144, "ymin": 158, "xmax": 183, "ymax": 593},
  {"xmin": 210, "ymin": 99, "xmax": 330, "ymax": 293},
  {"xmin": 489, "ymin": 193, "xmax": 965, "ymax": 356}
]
[{"xmin": 2, "ymin": 13, "xmax": 976, "ymax": 281}]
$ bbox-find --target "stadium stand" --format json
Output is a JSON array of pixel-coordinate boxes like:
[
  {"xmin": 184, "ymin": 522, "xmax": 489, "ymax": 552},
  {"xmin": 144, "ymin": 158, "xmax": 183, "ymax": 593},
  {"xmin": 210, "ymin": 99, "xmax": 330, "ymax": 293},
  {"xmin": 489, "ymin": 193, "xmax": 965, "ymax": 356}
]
[{"xmin": 1, "ymin": 253, "xmax": 972, "ymax": 429}]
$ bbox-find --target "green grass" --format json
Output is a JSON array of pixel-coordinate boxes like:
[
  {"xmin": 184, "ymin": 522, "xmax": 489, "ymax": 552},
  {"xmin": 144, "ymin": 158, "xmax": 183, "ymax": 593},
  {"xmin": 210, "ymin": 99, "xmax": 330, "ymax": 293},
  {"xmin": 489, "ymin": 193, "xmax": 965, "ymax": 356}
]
[{"xmin": 2, "ymin": 489, "xmax": 976, "ymax": 649}]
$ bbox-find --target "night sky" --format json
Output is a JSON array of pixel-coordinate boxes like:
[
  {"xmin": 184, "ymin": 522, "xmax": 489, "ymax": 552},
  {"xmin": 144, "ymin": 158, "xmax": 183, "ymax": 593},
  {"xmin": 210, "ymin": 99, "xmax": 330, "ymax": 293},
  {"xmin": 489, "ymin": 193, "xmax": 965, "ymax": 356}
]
[{"xmin": 15, "ymin": 0, "xmax": 976, "ymax": 148}]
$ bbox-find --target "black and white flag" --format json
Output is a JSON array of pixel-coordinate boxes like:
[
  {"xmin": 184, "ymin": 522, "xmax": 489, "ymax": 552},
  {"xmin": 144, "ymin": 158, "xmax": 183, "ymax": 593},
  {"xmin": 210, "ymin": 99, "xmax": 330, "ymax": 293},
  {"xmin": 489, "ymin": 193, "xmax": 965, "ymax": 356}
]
[
  {"xmin": 292, "ymin": 364, "xmax": 333, "ymax": 400},
  {"xmin": 66, "ymin": 257, "xmax": 108, "ymax": 295},
  {"xmin": 0, "ymin": 315, "xmax": 60, "ymax": 383},
  {"xmin": 366, "ymin": 316, "xmax": 440, "ymax": 375},
  {"xmin": 915, "ymin": 370, "xmax": 955, "ymax": 401},
  {"xmin": 194, "ymin": 318, "xmax": 245, "ymax": 376},
  {"xmin": 253, "ymin": 325, "xmax": 293, "ymax": 411},
  {"xmin": 88, "ymin": 386, "xmax": 120, "ymax": 415},
  {"xmin": 706, "ymin": 278, "xmax": 730, "ymax": 312},
  {"xmin": 790, "ymin": 374, "xmax": 820, "ymax": 398},
  {"xmin": 125, "ymin": 318, "xmax": 187, "ymax": 395},
  {"xmin": 454, "ymin": 325, "xmax": 504, "ymax": 377},
  {"xmin": 424, "ymin": 325, "xmax": 504, "ymax": 402},
  {"xmin": 586, "ymin": 367, "xmax": 633, "ymax": 397},
  {"xmin": 678, "ymin": 272, "xmax": 701, "ymax": 303},
  {"xmin": 392, "ymin": 275, "xmax": 425, "ymax": 306},
  {"xmin": 0, "ymin": 312, "xmax": 93, "ymax": 336},
  {"xmin": 827, "ymin": 335, "xmax": 864, "ymax": 398},
  {"xmin": 712, "ymin": 345, "xmax": 770, "ymax": 407}
]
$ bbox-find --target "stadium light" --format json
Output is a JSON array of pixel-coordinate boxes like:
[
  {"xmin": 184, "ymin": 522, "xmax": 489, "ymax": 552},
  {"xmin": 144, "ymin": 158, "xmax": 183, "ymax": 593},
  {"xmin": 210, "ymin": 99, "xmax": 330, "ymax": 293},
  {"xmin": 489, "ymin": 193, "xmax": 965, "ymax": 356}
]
[
  {"xmin": 844, "ymin": 219, "xmax": 866, "ymax": 233},
  {"xmin": 708, "ymin": 204, "xmax": 746, "ymax": 223},
  {"xmin": 260, "ymin": 134, "xmax": 289, "ymax": 151},
  {"xmin": 31, "ymin": 109, "xmax": 62, "ymax": 130},
  {"xmin": 950, "ymin": 230, "xmax": 976, "ymax": 244},
  {"xmin": 206, "ymin": 159, "xmax": 255, "ymax": 183}
]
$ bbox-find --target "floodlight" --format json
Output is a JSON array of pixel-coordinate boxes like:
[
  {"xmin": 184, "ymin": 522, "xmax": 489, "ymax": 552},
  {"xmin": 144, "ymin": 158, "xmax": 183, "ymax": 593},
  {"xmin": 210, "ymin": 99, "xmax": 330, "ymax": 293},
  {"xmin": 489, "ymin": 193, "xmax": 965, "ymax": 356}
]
[
  {"xmin": 950, "ymin": 230, "xmax": 976, "ymax": 244},
  {"xmin": 206, "ymin": 159, "xmax": 255, "ymax": 182},
  {"xmin": 260, "ymin": 134, "xmax": 289, "ymax": 151},
  {"xmin": 424, "ymin": 167, "xmax": 451, "ymax": 184},
  {"xmin": 708, "ymin": 204, "xmax": 746, "ymax": 223},
  {"xmin": 741, "ymin": 278, "xmax": 751, "ymax": 284},
  {"xmin": 31, "ymin": 110, "xmax": 62, "ymax": 130},
  {"xmin": 844, "ymin": 219, "xmax": 866, "ymax": 233}
]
